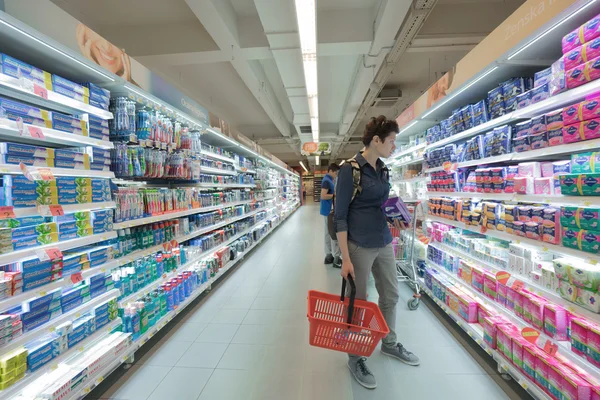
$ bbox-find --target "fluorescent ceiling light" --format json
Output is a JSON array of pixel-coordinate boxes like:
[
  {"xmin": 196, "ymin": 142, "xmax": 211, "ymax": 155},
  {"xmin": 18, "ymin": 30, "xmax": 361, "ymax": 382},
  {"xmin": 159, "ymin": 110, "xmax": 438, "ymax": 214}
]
[
  {"xmin": 299, "ymin": 161, "xmax": 309, "ymax": 172},
  {"xmin": 0, "ymin": 19, "xmax": 116, "ymax": 82},
  {"xmin": 308, "ymin": 96, "xmax": 318, "ymax": 117},
  {"xmin": 312, "ymin": 131, "xmax": 319, "ymax": 142},
  {"xmin": 398, "ymin": 120, "xmax": 419, "ymax": 135},
  {"xmin": 315, "ymin": 155, "xmax": 320, "ymax": 166},
  {"xmin": 294, "ymin": 0, "xmax": 316, "ymax": 54},
  {"xmin": 303, "ymin": 56, "xmax": 318, "ymax": 97},
  {"xmin": 422, "ymin": 66, "xmax": 499, "ymax": 119},
  {"xmin": 508, "ymin": 0, "xmax": 597, "ymax": 60}
]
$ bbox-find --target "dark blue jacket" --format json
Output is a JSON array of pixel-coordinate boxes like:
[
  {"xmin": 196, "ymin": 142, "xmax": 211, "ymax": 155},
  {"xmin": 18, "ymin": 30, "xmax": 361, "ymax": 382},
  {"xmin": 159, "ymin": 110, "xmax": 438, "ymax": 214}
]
[{"xmin": 334, "ymin": 152, "xmax": 392, "ymax": 248}]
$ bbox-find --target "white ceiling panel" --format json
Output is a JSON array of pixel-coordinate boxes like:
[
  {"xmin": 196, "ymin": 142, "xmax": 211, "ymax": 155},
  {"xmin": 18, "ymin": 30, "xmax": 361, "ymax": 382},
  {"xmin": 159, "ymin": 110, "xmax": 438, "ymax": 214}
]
[
  {"xmin": 271, "ymin": 50, "xmax": 305, "ymax": 87},
  {"xmin": 289, "ymin": 97, "xmax": 310, "ymax": 115},
  {"xmin": 318, "ymin": 55, "xmax": 359, "ymax": 124}
]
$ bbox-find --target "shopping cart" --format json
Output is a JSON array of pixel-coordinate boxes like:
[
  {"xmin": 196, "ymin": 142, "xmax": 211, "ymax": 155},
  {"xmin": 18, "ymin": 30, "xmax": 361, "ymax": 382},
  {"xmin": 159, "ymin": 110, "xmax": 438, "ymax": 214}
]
[
  {"xmin": 394, "ymin": 200, "xmax": 424, "ymax": 310},
  {"xmin": 307, "ymin": 276, "xmax": 389, "ymax": 356}
]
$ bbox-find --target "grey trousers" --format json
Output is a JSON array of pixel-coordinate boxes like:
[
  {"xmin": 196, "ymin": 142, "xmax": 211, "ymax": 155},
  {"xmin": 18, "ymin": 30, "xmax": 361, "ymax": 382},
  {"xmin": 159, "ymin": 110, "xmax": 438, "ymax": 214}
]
[
  {"xmin": 347, "ymin": 241, "xmax": 398, "ymax": 360},
  {"xmin": 324, "ymin": 217, "xmax": 340, "ymax": 258}
]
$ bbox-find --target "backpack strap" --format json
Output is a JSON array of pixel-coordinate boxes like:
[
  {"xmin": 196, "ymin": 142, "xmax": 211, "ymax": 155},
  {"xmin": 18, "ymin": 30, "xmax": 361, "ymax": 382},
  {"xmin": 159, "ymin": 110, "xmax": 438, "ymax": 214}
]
[{"xmin": 347, "ymin": 157, "xmax": 363, "ymax": 204}]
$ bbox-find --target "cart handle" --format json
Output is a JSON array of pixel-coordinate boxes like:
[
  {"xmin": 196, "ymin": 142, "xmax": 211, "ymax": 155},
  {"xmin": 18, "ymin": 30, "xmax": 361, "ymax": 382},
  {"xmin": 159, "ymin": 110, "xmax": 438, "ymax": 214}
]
[{"xmin": 341, "ymin": 275, "xmax": 356, "ymax": 325}]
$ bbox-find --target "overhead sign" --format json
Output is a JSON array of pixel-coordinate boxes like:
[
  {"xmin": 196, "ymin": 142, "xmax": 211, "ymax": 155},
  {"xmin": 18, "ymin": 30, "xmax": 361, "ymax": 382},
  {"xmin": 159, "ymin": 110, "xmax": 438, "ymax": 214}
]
[{"xmin": 301, "ymin": 142, "xmax": 331, "ymax": 156}]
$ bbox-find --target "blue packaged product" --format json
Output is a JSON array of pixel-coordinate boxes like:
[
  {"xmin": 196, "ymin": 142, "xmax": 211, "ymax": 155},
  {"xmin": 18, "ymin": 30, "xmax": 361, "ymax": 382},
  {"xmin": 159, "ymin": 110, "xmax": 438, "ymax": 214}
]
[
  {"xmin": 9, "ymin": 222, "xmax": 57, "ymax": 239},
  {"xmin": 0, "ymin": 214, "xmax": 47, "ymax": 230},
  {"xmin": 489, "ymin": 103, "xmax": 506, "ymax": 119},
  {"xmin": 13, "ymin": 233, "xmax": 58, "ymax": 250},
  {"xmin": 61, "ymin": 284, "xmax": 90, "ymax": 305},
  {"xmin": 51, "ymin": 111, "xmax": 87, "ymax": 130},
  {"xmin": 4, "ymin": 110, "xmax": 52, "ymax": 128},
  {"xmin": 51, "ymin": 75, "xmax": 89, "ymax": 96},
  {"xmin": 90, "ymin": 274, "xmax": 105, "ymax": 289},
  {"xmin": 55, "ymin": 177, "xmax": 91, "ymax": 188},
  {"xmin": 501, "ymin": 78, "xmax": 525, "ymax": 100},
  {"xmin": 516, "ymin": 91, "xmax": 531, "ymax": 109},
  {"xmin": 89, "ymin": 246, "xmax": 111, "ymax": 260},
  {"xmin": 531, "ymin": 115, "xmax": 547, "ymax": 133},
  {"xmin": 89, "ymin": 98, "xmax": 108, "ymax": 110},
  {"xmin": 488, "ymin": 86, "xmax": 504, "ymax": 108},
  {"xmin": 534, "ymin": 67, "xmax": 552, "ymax": 87},
  {"xmin": 92, "ymin": 302, "xmax": 109, "ymax": 317},
  {"xmin": 89, "ymin": 148, "xmax": 111, "ymax": 159},
  {"xmin": 52, "ymin": 120, "xmax": 85, "ymax": 136},
  {"xmin": 20, "ymin": 256, "xmax": 61, "ymax": 272},
  {"xmin": 0, "ymin": 54, "xmax": 52, "ymax": 87},
  {"xmin": 472, "ymin": 100, "xmax": 488, "ymax": 126},
  {"xmin": 90, "ymin": 164, "xmax": 110, "ymax": 172},
  {"xmin": 61, "ymin": 295, "xmax": 89, "ymax": 313},
  {"xmin": 92, "ymin": 210, "xmax": 113, "ymax": 221},
  {"xmin": 530, "ymin": 83, "xmax": 550, "ymax": 103},
  {"xmin": 90, "ymin": 254, "xmax": 110, "ymax": 268},
  {"xmin": 88, "ymin": 129, "xmax": 109, "ymax": 141},
  {"xmin": 84, "ymin": 82, "xmax": 110, "ymax": 98},
  {"xmin": 461, "ymin": 105, "xmax": 475, "ymax": 130},
  {"xmin": 0, "ymin": 143, "xmax": 54, "ymax": 159},
  {"xmin": 515, "ymin": 120, "xmax": 532, "ymax": 137},
  {"xmin": 22, "ymin": 312, "xmax": 51, "ymax": 332},
  {"xmin": 530, "ymin": 131, "xmax": 548, "ymax": 149},
  {"xmin": 89, "ymin": 92, "xmax": 110, "ymax": 107},
  {"xmin": 52, "ymin": 85, "xmax": 88, "ymax": 103},
  {"xmin": 0, "ymin": 97, "xmax": 50, "ymax": 120},
  {"xmin": 67, "ymin": 330, "xmax": 86, "ymax": 348},
  {"xmin": 87, "ymin": 114, "xmax": 109, "ymax": 128},
  {"xmin": 95, "ymin": 314, "xmax": 110, "ymax": 329},
  {"xmin": 54, "ymin": 158, "xmax": 89, "ymax": 170},
  {"xmin": 504, "ymin": 96, "xmax": 519, "ymax": 113},
  {"xmin": 55, "ymin": 149, "xmax": 88, "ymax": 163},
  {"xmin": 90, "ymin": 285, "xmax": 107, "ymax": 298}
]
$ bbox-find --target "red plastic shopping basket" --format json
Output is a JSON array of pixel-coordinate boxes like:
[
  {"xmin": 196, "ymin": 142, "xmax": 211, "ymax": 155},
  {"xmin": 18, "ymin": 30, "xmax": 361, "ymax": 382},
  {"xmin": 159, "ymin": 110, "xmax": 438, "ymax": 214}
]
[{"xmin": 307, "ymin": 276, "xmax": 389, "ymax": 357}]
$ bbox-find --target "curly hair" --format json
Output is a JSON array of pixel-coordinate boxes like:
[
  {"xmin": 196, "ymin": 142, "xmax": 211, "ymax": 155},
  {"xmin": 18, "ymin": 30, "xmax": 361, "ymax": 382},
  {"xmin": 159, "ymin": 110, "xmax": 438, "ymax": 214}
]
[{"xmin": 362, "ymin": 115, "xmax": 399, "ymax": 146}]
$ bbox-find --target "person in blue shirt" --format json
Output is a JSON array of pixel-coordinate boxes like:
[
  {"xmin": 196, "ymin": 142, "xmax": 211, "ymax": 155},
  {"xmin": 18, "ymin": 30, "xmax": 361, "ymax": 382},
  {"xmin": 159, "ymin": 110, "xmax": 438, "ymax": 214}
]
[
  {"xmin": 335, "ymin": 115, "xmax": 420, "ymax": 389},
  {"xmin": 321, "ymin": 164, "xmax": 341, "ymax": 267}
]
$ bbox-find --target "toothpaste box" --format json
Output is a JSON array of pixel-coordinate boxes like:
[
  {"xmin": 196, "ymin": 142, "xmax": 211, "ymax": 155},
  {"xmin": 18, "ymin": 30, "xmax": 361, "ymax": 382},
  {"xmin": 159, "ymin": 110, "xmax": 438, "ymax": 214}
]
[
  {"xmin": 0, "ymin": 97, "xmax": 50, "ymax": 120},
  {"xmin": 0, "ymin": 142, "xmax": 55, "ymax": 158},
  {"xmin": 87, "ymin": 127, "xmax": 110, "ymax": 141},
  {"xmin": 51, "ymin": 113, "xmax": 88, "ymax": 136},
  {"xmin": 87, "ymin": 114, "xmax": 109, "ymax": 129},
  {"xmin": 56, "ymin": 177, "xmax": 92, "ymax": 188},
  {"xmin": 52, "ymin": 120, "xmax": 86, "ymax": 136},
  {"xmin": 6, "ymin": 222, "xmax": 58, "ymax": 239},
  {"xmin": 89, "ymin": 97, "xmax": 108, "ymax": 110},
  {"xmin": 52, "ymin": 85, "xmax": 89, "ymax": 104},
  {"xmin": 55, "ymin": 149, "xmax": 89, "ymax": 163},
  {"xmin": 61, "ymin": 284, "xmax": 90, "ymax": 305},
  {"xmin": 51, "ymin": 75, "xmax": 89, "ymax": 97},
  {"xmin": 7, "ymin": 184, "xmax": 58, "ymax": 199},
  {"xmin": 54, "ymin": 158, "xmax": 90, "ymax": 170},
  {"xmin": 0, "ymin": 54, "xmax": 53, "ymax": 89},
  {"xmin": 4, "ymin": 109, "xmax": 52, "ymax": 129},
  {"xmin": 90, "ymin": 164, "xmax": 111, "ymax": 172},
  {"xmin": 0, "ymin": 154, "xmax": 54, "ymax": 168},
  {"xmin": 12, "ymin": 232, "xmax": 59, "ymax": 250},
  {"xmin": 0, "ymin": 215, "xmax": 47, "ymax": 229},
  {"xmin": 84, "ymin": 82, "xmax": 110, "ymax": 98}
]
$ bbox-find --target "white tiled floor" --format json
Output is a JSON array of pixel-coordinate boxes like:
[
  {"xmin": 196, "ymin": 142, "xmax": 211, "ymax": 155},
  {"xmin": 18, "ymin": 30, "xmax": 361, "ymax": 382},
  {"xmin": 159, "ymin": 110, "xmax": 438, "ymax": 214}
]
[{"xmin": 90, "ymin": 204, "xmax": 524, "ymax": 400}]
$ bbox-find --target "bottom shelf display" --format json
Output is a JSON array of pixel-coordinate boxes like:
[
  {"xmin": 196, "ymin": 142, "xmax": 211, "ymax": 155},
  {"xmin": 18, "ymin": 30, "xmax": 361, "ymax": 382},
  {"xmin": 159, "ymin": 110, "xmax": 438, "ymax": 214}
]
[{"xmin": 3, "ymin": 205, "xmax": 299, "ymax": 400}]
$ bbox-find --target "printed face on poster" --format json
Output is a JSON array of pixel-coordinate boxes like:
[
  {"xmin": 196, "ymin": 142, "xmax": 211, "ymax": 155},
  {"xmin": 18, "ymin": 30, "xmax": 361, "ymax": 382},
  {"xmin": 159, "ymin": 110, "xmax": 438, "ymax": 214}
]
[{"xmin": 301, "ymin": 142, "xmax": 331, "ymax": 156}]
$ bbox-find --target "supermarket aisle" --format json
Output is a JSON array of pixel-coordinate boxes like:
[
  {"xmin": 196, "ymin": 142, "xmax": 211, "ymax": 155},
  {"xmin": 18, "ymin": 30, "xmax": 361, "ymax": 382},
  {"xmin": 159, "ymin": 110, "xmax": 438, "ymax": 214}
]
[{"xmin": 91, "ymin": 205, "xmax": 522, "ymax": 400}]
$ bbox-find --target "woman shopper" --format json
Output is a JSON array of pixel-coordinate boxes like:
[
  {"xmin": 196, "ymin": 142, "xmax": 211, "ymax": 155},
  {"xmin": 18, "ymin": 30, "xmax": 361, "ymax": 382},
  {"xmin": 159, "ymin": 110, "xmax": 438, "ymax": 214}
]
[{"xmin": 334, "ymin": 115, "xmax": 420, "ymax": 389}]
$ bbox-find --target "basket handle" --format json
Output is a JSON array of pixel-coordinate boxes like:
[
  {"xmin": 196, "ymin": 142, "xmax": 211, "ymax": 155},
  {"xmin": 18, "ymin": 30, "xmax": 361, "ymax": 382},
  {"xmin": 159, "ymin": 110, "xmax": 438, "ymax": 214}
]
[{"xmin": 341, "ymin": 275, "xmax": 356, "ymax": 325}]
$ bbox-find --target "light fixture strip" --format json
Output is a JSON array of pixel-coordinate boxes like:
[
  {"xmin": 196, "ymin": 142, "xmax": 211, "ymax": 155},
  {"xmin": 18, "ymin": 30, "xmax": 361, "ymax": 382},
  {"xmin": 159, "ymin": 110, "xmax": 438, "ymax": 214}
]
[
  {"xmin": 299, "ymin": 161, "xmax": 309, "ymax": 172},
  {"xmin": 294, "ymin": 0, "xmax": 319, "ymax": 143}
]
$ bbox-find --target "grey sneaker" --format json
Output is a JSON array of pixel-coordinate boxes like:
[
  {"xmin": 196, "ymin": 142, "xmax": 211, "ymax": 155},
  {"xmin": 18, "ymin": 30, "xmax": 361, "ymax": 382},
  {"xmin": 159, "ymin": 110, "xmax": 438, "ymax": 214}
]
[
  {"xmin": 333, "ymin": 257, "xmax": 342, "ymax": 269},
  {"xmin": 381, "ymin": 343, "xmax": 420, "ymax": 366},
  {"xmin": 324, "ymin": 254, "xmax": 334, "ymax": 264},
  {"xmin": 348, "ymin": 357, "xmax": 377, "ymax": 389}
]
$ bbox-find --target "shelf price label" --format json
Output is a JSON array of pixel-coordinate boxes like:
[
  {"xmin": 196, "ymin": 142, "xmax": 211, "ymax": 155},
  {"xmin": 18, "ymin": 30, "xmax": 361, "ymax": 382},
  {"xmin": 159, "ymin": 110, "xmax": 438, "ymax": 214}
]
[
  {"xmin": 33, "ymin": 83, "xmax": 48, "ymax": 99},
  {"xmin": 496, "ymin": 271, "xmax": 524, "ymax": 291},
  {"xmin": 0, "ymin": 206, "xmax": 16, "ymax": 219},
  {"xmin": 37, "ymin": 205, "xmax": 64, "ymax": 217},
  {"xmin": 543, "ymin": 340, "xmax": 559, "ymax": 356},
  {"xmin": 71, "ymin": 272, "xmax": 84, "ymax": 284},
  {"xmin": 35, "ymin": 247, "xmax": 63, "ymax": 262},
  {"xmin": 521, "ymin": 327, "xmax": 540, "ymax": 345}
]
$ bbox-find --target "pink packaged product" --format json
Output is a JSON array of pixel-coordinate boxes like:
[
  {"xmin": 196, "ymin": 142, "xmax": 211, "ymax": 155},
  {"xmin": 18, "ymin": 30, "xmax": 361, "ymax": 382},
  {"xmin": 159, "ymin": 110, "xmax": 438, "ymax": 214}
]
[
  {"xmin": 522, "ymin": 293, "xmax": 534, "ymax": 324},
  {"xmin": 497, "ymin": 281, "xmax": 508, "ymax": 306},
  {"xmin": 567, "ymin": 62, "xmax": 590, "ymax": 89},
  {"xmin": 562, "ymin": 14, "xmax": 600, "ymax": 54},
  {"xmin": 514, "ymin": 176, "xmax": 534, "ymax": 194},
  {"xmin": 563, "ymin": 123, "xmax": 585, "ymax": 144},
  {"xmin": 471, "ymin": 265, "xmax": 484, "ymax": 293},
  {"xmin": 515, "ymin": 120, "xmax": 532, "ymax": 137},
  {"xmin": 477, "ymin": 303, "xmax": 496, "ymax": 324},
  {"xmin": 523, "ymin": 346, "xmax": 540, "ymax": 382},
  {"xmin": 563, "ymin": 98, "xmax": 600, "ymax": 125},
  {"xmin": 548, "ymin": 127, "xmax": 565, "ymax": 146},
  {"xmin": 550, "ymin": 58, "xmax": 567, "ymax": 96},
  {"xmin": 511, "ymin": 337, "xmax": 531, "ymax": 371},
  {"xmin": 535, "ymin": 354, "xmax": 555, "ymax": 392},
  {"xmin": 587, "ymin": 324, "xmax": 600, "ymax": 368},
  {"xmin": 571, "ymin": 318, "xmax": 590, "ymax": 357},
  {"xmin": 518, "ymin": 162, "xmax": 542, "ymax": 178},
  {"xmin": 541, "ymin": 162, "xmax": 555, "ymax": 178},
  {"xmin": 506, "ymin": 286, "xmax": 523, "ymax": 316},
  {"xmin": 529, "ymin": 296, "xmax": 547, "ymax": 330},
  {"xmin": 584, "ymin": 118, "xmax": 600, "ymax": 140},
  {"xmin": 549, "ymin": 364, "xmax": 592, "ymax": 400},
  {"xmin": 530, "ymin": 131, "xmax": 549, "ymax": 150},
  {"xmin": 542, "ymin": 207, "xmax": 561, "ymax": 245},
  {"xmin": 564, "ymin": 38, "xmax": 600, "ymax": 71},
  {"xmin": 531, "ymin": 115, "xmax": 547, "ymax": 134},
  {"xmin": 482, "ymin": 272, "xmax": 497, "ymax": 300},
  {"xmin": 525, "ymin": 221, "xmax": 541, "ymax": 240},
  {"xmin": 457, "ymin": 293, "xmax": 478, "ymax": 323},
  {"xmin": 544, "ymin": 303, "xmax": 568, "ymax": 341},
  {"xmin": 534, "ymin": 177, "xmax": 554, "ymax": 195},
  {"xmin": 482, "ymin": 315, "xmax": 510, "ymax": 349},
  {"xmin": 497, "ymin": 323, "xmax": 517, "ymax": 362},
  {"xmin": 545, "ymin": 108, "xmax": 564, "ymax": 130}
]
